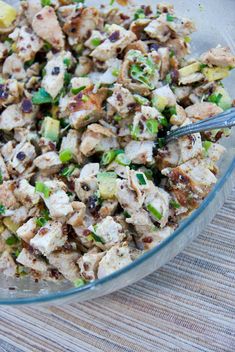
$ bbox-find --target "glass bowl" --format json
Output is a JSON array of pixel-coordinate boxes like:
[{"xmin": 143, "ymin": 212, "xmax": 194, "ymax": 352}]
[{"xmin": 1, "ymin": 0, "xmax": 235, "ymax": 305}]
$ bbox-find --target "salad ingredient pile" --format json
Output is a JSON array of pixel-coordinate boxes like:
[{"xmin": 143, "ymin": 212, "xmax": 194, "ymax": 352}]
[{"xmin": 0, "ymin": 0, "xmax": 234, "ymax": 285}]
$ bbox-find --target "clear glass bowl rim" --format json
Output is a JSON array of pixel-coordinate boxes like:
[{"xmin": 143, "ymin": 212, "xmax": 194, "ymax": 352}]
[{"xmin": 0, "ymin": 158, "xmax": 234, "ymax": 305}]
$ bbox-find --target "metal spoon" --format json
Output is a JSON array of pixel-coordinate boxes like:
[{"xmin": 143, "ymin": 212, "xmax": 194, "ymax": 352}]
[{"xmin": 156, "ymin": 107, "xmax": 235, "ymax": 147}]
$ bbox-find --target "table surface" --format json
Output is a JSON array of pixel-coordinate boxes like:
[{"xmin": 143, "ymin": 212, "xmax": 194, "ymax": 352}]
[{"xmin": 0, "ymin": 188, "xmax": 234, "ymax": 352}]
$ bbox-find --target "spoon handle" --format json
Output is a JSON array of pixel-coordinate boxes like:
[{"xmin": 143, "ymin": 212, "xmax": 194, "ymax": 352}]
[{"xmin": 165, "ymin": 107, "xmax": 235, "ymax": 144}]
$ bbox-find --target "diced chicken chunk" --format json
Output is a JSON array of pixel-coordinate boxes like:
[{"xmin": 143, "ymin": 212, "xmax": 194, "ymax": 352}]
[
  {"xmin": 48, "ymin": 251, "xmax": 80, "ymax": 282},
  {"xmin": 40, "ymin": 181, "xmax": 73, "ymax": 219},
  {"xmin": 139, "ymin": 226, "xmax": 174, "ymax": 250},
  {"xmin": 145, "ymin": 183, "xmax": 170, "ymax": 228},
  {"xmin": 9, "ymin": 141, "xmax": 36, "ymax": 174},
  {"xmin": 34, "ymin": 151, "xmax": 62, "ymax": 175},
  {"xmin": 69, "ymin": 88, "xmax": 107, "ymax": 129},
  {"xmin": 22, "ymin": 0, "xmax": 42, "ymax": 25},
  {"xmin": 0, "ymin": 104, "xmax": 25, "ymax": 131},
  {"xmin": 30, "ymin": 221, "xmax": 66, "ymax": 255},
  {"xmin": 91, "ymin": 216, "xmax": 124, "ymax": 247},
  {"xmin": 0, "ymin": 182, "xmax": 19, "ymax": 210},
  {"xmin": 2, "ymin": 54, "xmax": 26, "ymax": 80},
  {"xmin": 91, "ymin": 24, "xmax": 136, "ymax": 61},
  {"xmin": 162, "ymin": 158, "xmax": 217, "ymax": 207},
  {"xmin": 107, "ymin": 84, "xmax": 136, "ymax": 117},
  {"xmin": 80, "ymin": 123, "xmax": 118, "ymax": 157},
  {"xmin": 42, "ymin": 53, "xmax": 66, "ymax": 99},
  {"xmin": 80, "ymin": 163, "xmax": 99, "ymax": 179},
  {"xmin": 16, "ymin": 248, "xmax": 49, "ymax": 273},
  {"xmin": 144, "ymin": 16, "xmax": 171, "ymax": 42},
  {"xmin": 32, "ymin": 6, "xmax": 65, "ymax": 50},
  {"xmin": 152, "ymin": 85, "xmax": 177, "ymax": 107},
  {"xmin": 63, "ymin": 7, "xmax": 100, "ymax": 44},
  {"xmin": 14, "ymin": 179, "xmax": 40, "ymax": 208},
  {"xmin": 16, "ymin": 218, "xmax": 37, "ymax": 243},
  {"xmin": 0, "ymin": 251, "xmax": 17, "ymax": 277},
  {"xmin": 125, "ymin": 141, "xmax": 154, "ymax": 165},
  {"xmin": 0, "ymin": 154, "xmax": 9, "ymax": 181},
  {"xmin": 9, "ymin": 26, "xmax": 43, "ymax": 62},
  {"xmin": 185, "ymin": 102, "xmax": 223, "ymax": 121},
  {"xmin": 200, "ymin": 47, "xmax": 235, "ymax": 68},
  {"xmin": 97, "ymin": 245, "xmax": 132, "ymax": 279},
  {"xmin": 78, "ymin": 251, "xmax": 104, "ymax": 281}
]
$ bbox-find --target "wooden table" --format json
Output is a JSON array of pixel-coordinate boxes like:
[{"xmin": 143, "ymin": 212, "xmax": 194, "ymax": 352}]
[{"xmin": 0, "ymin": 189, "xmax": 234, "ymax": 352}]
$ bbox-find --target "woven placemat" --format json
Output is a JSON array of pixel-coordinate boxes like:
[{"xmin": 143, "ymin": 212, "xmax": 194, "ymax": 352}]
[{"xmin": 0, "ymin": 188, "xmax": 234, "ymax": 352}]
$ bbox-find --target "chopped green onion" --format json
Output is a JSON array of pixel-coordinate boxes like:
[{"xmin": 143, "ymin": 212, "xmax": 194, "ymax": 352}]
[
  {"xmin": 165, "ymin": 73, "xmax": 172, "ymax": 84},
  {"xmin": 41, "ymin": 209, "xmax": 51, "ymax": 221},
  {"xmin": 0, "ymin": 204, "xmax": 6, "ymax": 215},
  {"xmin": 5, "ymin": 235, "xmax": 19, "ymax": 246},
  {"xmin": 157, "ymin": 137, "xmax": 166, "ymax": 148},
  {"xmin": 36, "ymin": 217, "xmax": 48, "ymax": 227},
  {"xmin": 208, "ymin": 93, "xmax": 223, "ymax": 105},
  {"xmin": 73, "ymin": 278, "xmax": 86, "ymax": 288},
  {"xmin": 131, "ymin": 125, "xmax": 140, "ymax": 140},
  {"xmin": 0, "ymin": 170, "xmax": 3, "ymax": 184},
  {"xmin": 110, "ymin": 0, "xmax": 115, "ymax": 4},
  {"xmin": 115, "ymin": 153, "xmax": 131, "ymax": 166},
  {"xmin": 32, "ymin": 88, "xmax": 53, "ymax": 105},
  {"xmin": 159, "ymin": 117, "xmax": 169, "ymax": 127},
  {"xmin": 64, "ymin": 72, "xmax": 72, "ymax": 87},
  {"xmin": 199, "ymin": 63, "xmax": 207, "ymax": 71},
  {"xmin": 91, "ymin": 38, "xmax": 101, "ymax": 47},
  {"xmin": 59, "ymin": 149, "xmax": 73, "ymax": 163},
  {"xmin": 101, "ymin": 150, "xmax": 117, "ymax": 165},
  {"xmin": 60, "ymin": 164, "xmax": 77, "ymax": 177},
  {"xmin": 147, "ymin": 203, "xmax": 162, "ymax": 220},
  {"xmin": 136, "ymin": 173, "xmax": 147, "ymax": 185},
  {"xmin": 203, "ymin": 140, "xmax": 212, "ymax": 152},
  {"xmin": 112, "ymin": 68, "xmax": 120, "ymax": 77},
  {"xmin": 35, "ymin": 182, "xmax": 51, "ymax": 198},
  {"xmin": 134, "ymin": 94, "xmax": 149, "ymax": 105},
  {"xmin": 123, "ymin": 210, "xmax": 131, "ymax": 218},
  {"xmin": 143, "ymin": 168, "xmax": 153, "ymax": 180},
  {"xmin": 63, "ymin": 58, "xmax": 71, "ymax": 67},
  {"xmin": 81, "ymin": 94, "xmax": 89, "ymax": 102},
  {"xmin": 12, "ymin": 249, "xmax": 20, "ymax": 258},
  {"xmin": 169, "ymin": 49, "xmax": 175, "ymax": 58},
  {"xmin": 134, "ymin": 8, "xmax": 145, "ymax": 20},
  {"xmin": 146, "ymin": 119, "xmax": 159, "ymax": 134},
  {"xmin": 41, "ymin": 0, "xmax": 51, "ymax": 6},
  {"xmin": 170, "ymin": 199, "xmax": 180, "ymax": 209},
  {"xmin": 114, "ymin": 114, "xmax": 122, "ymax": 122},
  {"xmin": 43, "ymin": 42, "xmax": 52, "ymax": 52},
  {"xmin": 24, "ymin": 59, "xmax": 35, "ymax": 69},
  {"xmin": 71, "ymin": 86, "xmax": 86, "ymax": 95},
  {"xmin": 166, "ymin": 13, "xmax": 175, "ymax": 22},
  {"xmin": 72, "ymin": 0, "xmax": 85, "ymax": 3},
  {"xmin": 184, "ymin": 36, "xmax": 191, "ymax": 43}
]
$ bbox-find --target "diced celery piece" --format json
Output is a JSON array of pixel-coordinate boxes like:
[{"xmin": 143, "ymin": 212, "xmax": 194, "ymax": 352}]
[
  {"xmin": 3, "ymin": 217, "xmax": 20, "ymax": 234},
  {"xmin": 178, "ymin": 62, "xmax": 201, "ymax": 78},
  {"xmin": 0, "ymin": 1, "xmax": 17, "ymax": 28},
  {"xmin": 97, "ymin": 172, "xmax": 117, "ymax": 200},
  {"xmin": 202, "ymin": 67, "xmax": 229, "ymax": 82},
  {"xmin": 41, "ymin": 116, "xmax": 60, "ymax": 142}
]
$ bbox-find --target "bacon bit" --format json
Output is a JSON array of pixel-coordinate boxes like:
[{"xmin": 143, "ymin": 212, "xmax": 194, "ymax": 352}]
[
  {"xmin": 48, "ymin": 141, "xmax": 56, "ymax": 151},
  {"xmin": 171, "ymin": 69, "xmax": 179, "ymax": 84},
  {"xmin": 142, "ymin": 236, "xmax": 153, "ymax": 243},
  {"xmin": 39, "ymin": 228, "xmax": 49, "ymax": 236},
  {"xmin": 36, "ymin": 14, "xmax": 43, "ymax": 20},
  {"xmin": 21, "ymin": 98, "xmax": 33, "ymax": 113},
  {"xmin": 109, "ymin": 30, "xmax": 120, "ymax": 42},
  {"xmin": 120, "ymin": 13, "xmax": 130, "ymax": 20},
  {"xmin": 83, "ymin": 229, "xmax": 91, "ymax": 237}
]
